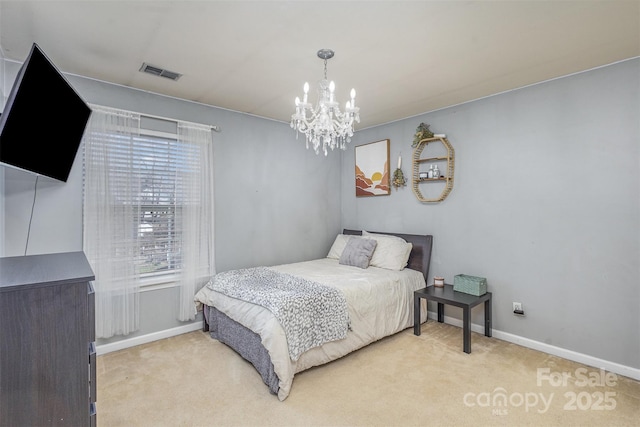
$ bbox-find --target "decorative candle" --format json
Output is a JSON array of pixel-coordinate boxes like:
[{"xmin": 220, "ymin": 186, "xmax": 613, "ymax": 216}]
[
  {"xmin": 397, "ymin": 155, "xmax": 402, "ymax": 169},
  {"xmin": 294, "ymin": 97, "xmax": 300, "ymax": 116}
]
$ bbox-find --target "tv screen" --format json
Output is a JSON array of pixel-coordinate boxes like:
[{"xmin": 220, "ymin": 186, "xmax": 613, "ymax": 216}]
[{"xmin": 0, "ymin": 43, "xmax": 91, "ymax": 182}]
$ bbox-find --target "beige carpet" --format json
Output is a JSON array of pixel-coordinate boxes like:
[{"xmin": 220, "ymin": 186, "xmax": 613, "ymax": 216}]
[{"xmin": 97, "ymin": 322, "xmax": 640, "ymax": 426}]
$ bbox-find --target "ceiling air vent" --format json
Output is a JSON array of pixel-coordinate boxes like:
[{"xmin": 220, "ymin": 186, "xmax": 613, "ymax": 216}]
[{"xmin": 139, "ymin": 63, "xmax": 182, "ymax": 81}]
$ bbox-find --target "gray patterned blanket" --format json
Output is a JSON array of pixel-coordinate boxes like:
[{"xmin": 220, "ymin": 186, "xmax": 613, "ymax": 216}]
[{"xmin": 206, "ymin": 267, "xmax": 350, "ymax": 361}]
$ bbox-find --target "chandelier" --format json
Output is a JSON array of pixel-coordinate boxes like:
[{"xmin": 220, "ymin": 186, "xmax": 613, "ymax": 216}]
[{"xmin": 290, "ymin": 49, "xmax": 360, "ymax": 156}]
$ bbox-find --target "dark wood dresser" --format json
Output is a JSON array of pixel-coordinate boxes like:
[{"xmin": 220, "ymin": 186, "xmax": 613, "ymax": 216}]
[{"xmin": 0, "ymin": 251, "xmax": 96, "ymax": 426}]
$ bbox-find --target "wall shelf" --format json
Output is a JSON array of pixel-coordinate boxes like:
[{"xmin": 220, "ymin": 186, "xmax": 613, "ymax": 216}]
[{"xmin": 412, "ymin": 136, "xmax": 455, "ymax": 203}]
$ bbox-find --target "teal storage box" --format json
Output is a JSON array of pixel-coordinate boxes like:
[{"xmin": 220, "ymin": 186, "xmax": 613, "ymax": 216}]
[{"xmin": 453, "ymin": 274, "xmax": 487, "ymax": 296}]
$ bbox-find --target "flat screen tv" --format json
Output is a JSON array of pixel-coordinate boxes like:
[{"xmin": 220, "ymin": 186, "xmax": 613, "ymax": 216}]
[{"xmin": 0, "ymin": 43, "xmax": 91, "ymax": 182}]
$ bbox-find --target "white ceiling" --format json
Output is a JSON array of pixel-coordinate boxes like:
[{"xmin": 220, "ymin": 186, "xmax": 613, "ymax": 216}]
[{"xmin": 1, "ymin": 1, "xmax": 639, "ymax": 130}]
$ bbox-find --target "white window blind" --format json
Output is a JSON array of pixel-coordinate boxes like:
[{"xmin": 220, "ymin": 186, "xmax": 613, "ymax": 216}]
[{"xmin": 86, "ymin": 129, "xmax": 202, "ymax": 278}]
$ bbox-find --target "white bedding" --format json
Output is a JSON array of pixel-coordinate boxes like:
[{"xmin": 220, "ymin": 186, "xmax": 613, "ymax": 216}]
[{"xmin": 194, "ymin": 257, "xmax": 427, "ymax": 401}]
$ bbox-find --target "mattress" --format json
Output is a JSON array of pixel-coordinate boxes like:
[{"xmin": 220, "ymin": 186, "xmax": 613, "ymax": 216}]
[{"xmin": 194, "ymin": 257, "xmax": 427, "ymax": 400}]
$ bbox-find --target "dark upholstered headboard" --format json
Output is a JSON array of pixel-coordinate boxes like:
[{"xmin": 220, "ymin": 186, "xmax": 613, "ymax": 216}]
[{"xmin": 343, "ymin": 229, "xmax": 433, "ymax": 280}]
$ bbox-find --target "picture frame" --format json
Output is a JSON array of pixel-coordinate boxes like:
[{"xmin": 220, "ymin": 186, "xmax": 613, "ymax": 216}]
[{"xmin": 355, "ymin": 139, "xmax": 390, "ymax": 197}]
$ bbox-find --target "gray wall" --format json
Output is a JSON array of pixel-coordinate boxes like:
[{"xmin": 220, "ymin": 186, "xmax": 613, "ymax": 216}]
[
  {"xmin": 1, "ymin": 52, "xmax": 638, "ymax": 371},
  {"xmin": 0, "ymin": 64, "xmax": 342, "ymax": 345},
  {"xmin": 342, "ymin": 58, "xmax": 640, "ymax": 369}
]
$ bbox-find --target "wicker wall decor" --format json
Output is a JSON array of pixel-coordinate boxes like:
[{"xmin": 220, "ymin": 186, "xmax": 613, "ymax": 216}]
[{"xmin": 412, "ymin": 136, "xmax": 455, "ymax": 202}]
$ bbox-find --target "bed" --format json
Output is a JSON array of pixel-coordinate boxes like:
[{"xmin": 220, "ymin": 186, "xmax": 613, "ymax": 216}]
[{"xmin": 194, "ymin": 229, "xmax": 433, "ymax": 400}]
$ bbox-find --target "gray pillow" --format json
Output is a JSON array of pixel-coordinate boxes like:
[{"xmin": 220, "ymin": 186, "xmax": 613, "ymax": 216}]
[{"xmin": 339, "ymin": 237, "xmax": 377, "ymax": 269}]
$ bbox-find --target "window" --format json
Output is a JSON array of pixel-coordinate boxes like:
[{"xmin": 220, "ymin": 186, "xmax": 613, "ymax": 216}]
[
  {"xmin": 87, "ymin": 127, "xmax": 201, "ymax": 282},
  {"xmin": 83, "ymin": 105, "xmax": 215, "ymax": 336}
]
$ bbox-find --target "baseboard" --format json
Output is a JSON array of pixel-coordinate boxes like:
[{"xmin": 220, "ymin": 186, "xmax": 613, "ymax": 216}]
[
  {"xmin": 427, "ymin": 312, "xmax": 640, "ymax": 382},
  {"xmin": 96, "ymin": 321, "xmax": 202, "ymax": 356},
  {"xmin": 429, "ymin": 311, "xmax": 640, "ymax": 381}
]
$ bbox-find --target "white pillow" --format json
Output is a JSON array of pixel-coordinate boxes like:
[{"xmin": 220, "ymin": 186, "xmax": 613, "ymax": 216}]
[
  {"xmin": 327, "ymin": 234, "xmax": 351, "ymax": 259},
  {"xmin": 362, "ymin": 230, "xmax": 412, "ymax": 271}
]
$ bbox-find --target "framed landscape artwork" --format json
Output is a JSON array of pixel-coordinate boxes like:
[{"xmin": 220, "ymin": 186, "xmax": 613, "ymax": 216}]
[{"xmin": 355, "ymin": 139, "xmax": 390, "ymax": 197}]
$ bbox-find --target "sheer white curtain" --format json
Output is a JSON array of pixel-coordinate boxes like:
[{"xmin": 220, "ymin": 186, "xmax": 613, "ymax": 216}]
[
  {"xmin": 83, "ymin": 106, "xmax": 141, "ymax": 338},
  {"xmin": 176, "ymin": 122, "xmax": 215, "ymax": 321}
]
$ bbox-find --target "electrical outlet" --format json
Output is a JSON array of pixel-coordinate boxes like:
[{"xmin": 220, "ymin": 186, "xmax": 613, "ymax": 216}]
[{"xmin": 513, "ymin": 302, "xmax": 524, "ymax": 315}]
